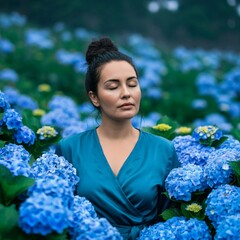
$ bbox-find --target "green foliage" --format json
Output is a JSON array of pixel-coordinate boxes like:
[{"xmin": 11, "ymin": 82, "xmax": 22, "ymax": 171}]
[
  {"xmin": 142, "ymin": 116, "xmax": 179, "ymax": 140},
  {"xmin": 229, "ymin": 160, "xmax": 240, "ymax": 186},
  {"xmin": 0, "ymin": 165, "xmax": 35, "ymax": 206},
  {"xmin": 0, "ymin": 204, "xmax": 18, "ymax": 235},
  {"xmin": 161, "ymin": 207, "xmax": 181, "ymax": 221}
]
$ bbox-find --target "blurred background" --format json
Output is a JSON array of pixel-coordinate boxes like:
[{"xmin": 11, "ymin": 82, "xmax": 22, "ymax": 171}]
[
  {"xmin": 0, "ymin": 0, "xmax": 240, "ymax": 139},
  {"xmin": 1, "ymin": 0, "xmax": 240, "ymax": 50}
]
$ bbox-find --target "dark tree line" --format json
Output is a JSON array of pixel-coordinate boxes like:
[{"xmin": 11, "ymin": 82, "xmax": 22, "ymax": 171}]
[{"xmin": 1, "ymin": 0, "xmax": 240, "ymax": 50}]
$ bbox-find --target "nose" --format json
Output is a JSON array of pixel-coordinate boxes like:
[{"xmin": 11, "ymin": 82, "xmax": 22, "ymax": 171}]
[{"xmin": 121, "ymin": 85, "xmax": 130, "ymax": 99}]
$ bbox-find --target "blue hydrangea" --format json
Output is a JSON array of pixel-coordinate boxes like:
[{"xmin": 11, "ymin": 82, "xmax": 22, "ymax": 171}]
[
  {"xmin": 19, "ymin": 193, "xmax": 72, "ymax": 235},
  {"xmin": 14, "ymin": 125, "xmax": 36, "ymax": 145},
  {"xmin": 69, "ymin": 196, "xmax": 98, "ymax": 238},
  {"xmin": 0, "ymin": 108, "xmax": 22, "ymax": 130},
  {"xmin": 205, "ymin": 184, "xmax": 240, "ymax": 228},
  {"xmin": 173, "ymin": 136, "xmax": 214, "ymax": 166},
  {"xmin": 0, "ymin": 143, "xmax": 31, "ymax": 176},
  {"xmin": 0, "ymin": 143, "xmax": 31, "ymax": 163},
  {"xmin": 73, "ymin": 217, "xmax": 122, "ymax": 240},
  {"xmin": 215, "ymin": 214, "xmax": 240, "ymax": 240},
  {"xmin": 0, "ymin": 159, "xmax": 31, "ymax": 177},
  {"xmin": 0, "ymin": 68, "xmax": 19, "ymax": 82},
  {"xmin": 204, "ymin": 150, "xmax": 236, "ymax": 188},
  {"xmin": 218, "ymin": 135, "xmax": 240, "ymax": 152},
  {"xmin": 72, "ymin": 196, "xmax": 97, "ymax": 220},
  {"xmin": 28, "ymin": 175, "xmax": 74, "ymax": 207},
  {"xmin": 192, "ymin": 125, "xmax": 223, "ymax": 142},
  {"xmin": 41, "ymin": 108, "xmax": 80, "ymax": 129},
  {"xmin": 2, "ymin": 86, "xmax": 20, "ymax": 106},
  {"xmin": 165, "ymin": 164, "xmax": 208, "ymax": 201},
  {"xmin": 138, "ymin": 221, "xmax": 175, "ymax": 240},
  {"xmin": 0, "ymin": 91, "xmax": 10, "ymax": 112},
  {"xmin": 30, "ymin": 153, "xmax": 79, "ymax": 189},
  {"xmin": 17, "ymin": 95, "xmax": 38, "ymax": 110},
  {"xmin": 165, "ymin": 216, "xmax": 212, "ymax": 240},
  {"xmin": 61, "ymin": 121, "xmax": 86, "ymax": 138},
  {"xmin": 48, "ymin": 95, "xmax": 80, "ymax": 119},
  {"xmin": 0, "ymin": 38, "xmax": 15, "ymax": 53}
]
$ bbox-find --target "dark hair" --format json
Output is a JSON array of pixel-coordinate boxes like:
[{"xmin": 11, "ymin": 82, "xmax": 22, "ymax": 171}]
[{"xmin": 85, "ymin": 37, "xmax": 138, "ymax": 95}]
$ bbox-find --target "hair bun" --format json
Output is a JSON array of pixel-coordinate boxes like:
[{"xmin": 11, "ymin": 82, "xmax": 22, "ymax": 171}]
[{"xmin": 86, "ymin": 37, "xmax": 118, "ymax": 65}]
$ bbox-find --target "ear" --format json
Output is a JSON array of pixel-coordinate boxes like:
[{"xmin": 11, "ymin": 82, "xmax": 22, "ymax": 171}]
[{"xmin": 88, "ymin": 91, "xmax": 100, "ymax": 107}]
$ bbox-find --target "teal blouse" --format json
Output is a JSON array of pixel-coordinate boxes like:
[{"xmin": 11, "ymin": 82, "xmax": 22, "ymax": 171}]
[{"xmin": 55, "ymin": 128, "xmax": 179, "ymax": 240}]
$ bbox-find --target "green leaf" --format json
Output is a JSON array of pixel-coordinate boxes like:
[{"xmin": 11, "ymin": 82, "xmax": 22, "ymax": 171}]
[
  {"xmin": 0, "ymin": 112, "xmax": 4, "ymax": 121},
  {"xmin": 229, "ymin": 160, "xmax": 240, "ymax": 186},
  {"xmin": 45, "ymin": 230, "xmax": 68, "ymax": 240},
  {"xmin": 229, "ymin": 160, "xmax": 240, "ymax": 176},
  {"xmin": 0, "ymin": 165, "xmax": 35, "ymax": 205},
  {"xmin": 211, "ymin": 136, "xmax": 228, "ymax": 148},
  {"xmin": 160, "ymin": 207, "xmax": 181, "ymax": 221},
  {"xmin": 0, "ymin": 204, "xmax": 18, "ymax": 234},
  {"xmin": 0, "ymin": 140, "xmax": 6, "ymax": 148}
]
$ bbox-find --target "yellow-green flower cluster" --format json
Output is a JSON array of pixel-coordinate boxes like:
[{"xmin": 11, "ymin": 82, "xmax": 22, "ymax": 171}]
[
  {"xmin": 153, "ymin": 123, "xmax": 172, "ymax": 131},
  {"xmin": 186, "ymin": 203, "xmax": 202, "ymax": 213},
  {"xmin": 33, "ymin": 109, "xmax": 46, "ymax": 117},
  {"xmin": 37, "ymin": 126, "xmax": 58, "ymax": 140},
  {"xmin": 176, "ymin": 127, "xmax": 192, "ymax": 134},
  {"xmin": 193, "ymin": 125, "xmax": 223, "ymax": 142},
  {"xmin": 38, "ymin": 84, "xmax": 51, "ymax": 92}
]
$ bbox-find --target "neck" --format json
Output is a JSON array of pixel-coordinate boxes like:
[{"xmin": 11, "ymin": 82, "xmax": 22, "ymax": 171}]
[{"xmin": 97, "ymin": 119, "xmax": 136, "ymax": 140}]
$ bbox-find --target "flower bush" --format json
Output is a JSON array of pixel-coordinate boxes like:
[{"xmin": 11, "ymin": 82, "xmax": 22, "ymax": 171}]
[
  {"xmin": 0, "ymin": 91, "xmax": 122, "ymax": 239},
  {"xmin": 1, "ymin": 11, "xmax": 240, "ymax": 239}
]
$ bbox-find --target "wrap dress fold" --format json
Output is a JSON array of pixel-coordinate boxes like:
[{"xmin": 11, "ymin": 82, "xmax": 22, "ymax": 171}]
[{"xmin": 55, "ymin": 128, "xmax": 179, "ymax": 239}]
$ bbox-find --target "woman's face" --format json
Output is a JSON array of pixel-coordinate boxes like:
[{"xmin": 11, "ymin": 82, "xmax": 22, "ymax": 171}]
[{"xmin": 89, "ymin": 60, "xmax": 141, "ymax": 122}]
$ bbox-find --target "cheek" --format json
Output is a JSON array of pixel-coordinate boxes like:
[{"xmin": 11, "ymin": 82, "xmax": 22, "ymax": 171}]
[
  {"xmin": 134, "ymin": 89, "xmax": 141, "ymax": 102},
  {"xmin": 99, "ymin": 93, "xmax": 117, "ymax": 107}
]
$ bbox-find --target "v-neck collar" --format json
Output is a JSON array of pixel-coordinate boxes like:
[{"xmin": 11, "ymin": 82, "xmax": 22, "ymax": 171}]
[{"xmin": 94, "ymin": 128, "xmax": 142, "ymax": 178}]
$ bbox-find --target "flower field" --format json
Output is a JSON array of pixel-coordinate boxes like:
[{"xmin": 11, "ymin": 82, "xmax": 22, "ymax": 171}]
[{"xmin": 0, "ymin": 12, "xmax": 240, "ymax": 239}]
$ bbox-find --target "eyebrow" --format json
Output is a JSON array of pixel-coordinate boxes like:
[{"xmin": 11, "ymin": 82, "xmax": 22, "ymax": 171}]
[{"xmin": 104, "ymin": 76, "xmax": 138, "ymax": 83}]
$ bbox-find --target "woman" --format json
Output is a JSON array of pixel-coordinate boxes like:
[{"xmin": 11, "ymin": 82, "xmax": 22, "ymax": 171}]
[{"xmin": 55, "ymin": 37, "xmax": 179, "ymax": 239}]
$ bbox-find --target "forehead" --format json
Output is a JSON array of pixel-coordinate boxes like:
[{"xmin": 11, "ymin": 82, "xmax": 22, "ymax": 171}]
[{"xmin": 100, "ymin": 61, "xmax": 136, "ymax": 81}]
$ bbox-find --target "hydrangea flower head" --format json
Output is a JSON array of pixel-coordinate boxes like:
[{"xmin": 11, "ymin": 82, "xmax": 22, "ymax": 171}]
[
  {"xmin": 68, "ymin": 196, "xmax": 99, "ymax": 238},
  {"xmin": 205, "ymin": 184, "xmax": 240, "ymax": 227},
  {"xmin": 166, "ymin": 217, "xmax": 212, "ymax": 240},
  {"xmin": 41, "ymin": 109, "xmax": 79, "ymax": 129},
  {"xmin": 0, "ymin": 91, "xmax": 10, "ymax": 112},
  {"xmin": 204, "ymin": 150, "xmax": 235, "ymax": 188},
  {"xmin": 30, "ymin": 153, "xmax": 79, "ymax": 189},
  {"xmin": 215, "ymin": 214, "xmax": 240, "ymax": 240},
  {"xmin": 0, "ymin": 143, "xmax": 31, "ymax": 176},
  {"xmin": 165, "ymin": 163, "xmax": 208, "ymax": 201},
  {"xmin": 138, "ymin": 221, "xmax": 175, "ymax": 240},
  {"xmin": 192, "ymin": 125, "xmax": 223, "ymax": 145},
  {"xmin": 36, "ymin": 126, "xmax": 58, "ymax": 140},
  {"xmin": 173, "ymin": 135, "xmax": 214, "ymax": 166},
  {"xmin": 14, "ymin": 125, "xmax": 36, "ymax": 145},
  {"xmin": 28, "ymin": 175, "xmax": 74, "ymax": 207},
  {"xmin": 0, "ymin": 143, "xmax": 30, "ymax": 163},
  {"xmin": 19, "ymin": 193, "xmax": 72, "ymax": 235},
  {"xmin": 73, "ymin": 217, "xmax": 122, "ymax": 240},
  {"xmin": 0, "ymin": 108, "xmax": 22, "ymax": 129}
]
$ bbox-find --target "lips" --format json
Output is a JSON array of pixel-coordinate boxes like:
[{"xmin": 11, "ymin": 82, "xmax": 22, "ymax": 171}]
[{"xmin": 118, "ymin": 103, "xmax": 134, "ymax": 108}]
